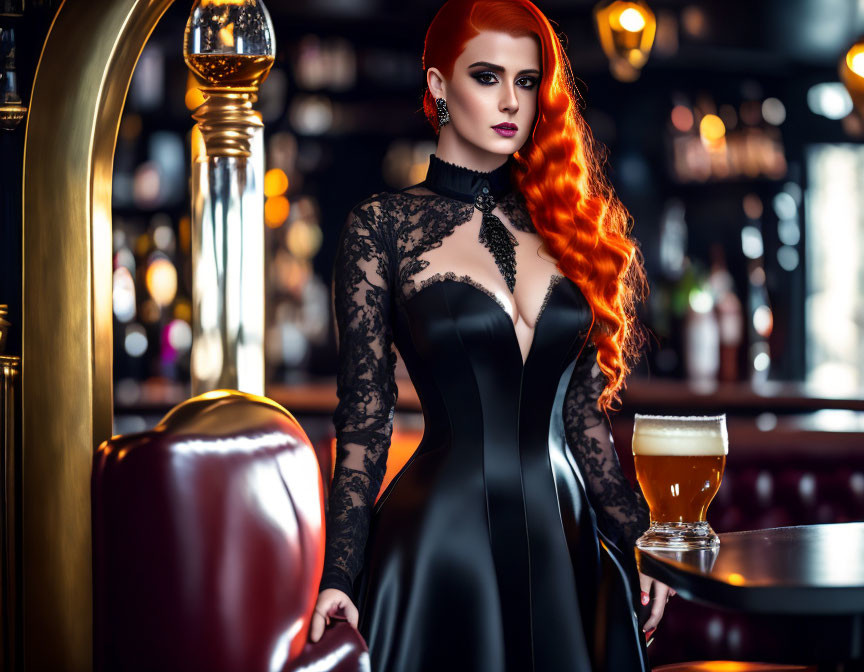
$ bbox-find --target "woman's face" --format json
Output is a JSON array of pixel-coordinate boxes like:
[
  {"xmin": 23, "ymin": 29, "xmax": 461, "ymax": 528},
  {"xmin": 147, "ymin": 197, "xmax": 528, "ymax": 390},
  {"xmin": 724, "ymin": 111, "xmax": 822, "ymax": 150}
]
[{"xmin": 429, "ymin": 30, "xmax": 541, "ymax": 162}]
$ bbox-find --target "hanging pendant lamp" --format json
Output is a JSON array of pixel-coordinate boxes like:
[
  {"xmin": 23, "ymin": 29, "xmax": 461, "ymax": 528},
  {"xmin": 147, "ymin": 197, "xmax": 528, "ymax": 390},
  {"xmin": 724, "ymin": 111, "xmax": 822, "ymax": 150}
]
[{"xmin": 594, "ymin": 0, "xmax": 656, "ymax": 82}]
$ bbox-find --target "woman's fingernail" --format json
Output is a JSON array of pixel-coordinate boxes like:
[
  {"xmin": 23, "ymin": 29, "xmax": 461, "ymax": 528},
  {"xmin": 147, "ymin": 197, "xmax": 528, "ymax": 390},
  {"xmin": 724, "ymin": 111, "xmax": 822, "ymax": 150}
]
[
  {"xmin": 644, "ymin": 627, "xmax": 656, "ymax": 638},
  {"xmin": 641, "ymin": 591, "xmax": 650, "ymax": 605}
]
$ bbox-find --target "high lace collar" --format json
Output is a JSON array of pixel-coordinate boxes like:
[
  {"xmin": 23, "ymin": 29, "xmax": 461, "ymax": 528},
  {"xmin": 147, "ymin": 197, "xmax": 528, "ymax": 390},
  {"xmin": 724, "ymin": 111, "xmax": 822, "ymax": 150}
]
[{"xmin": 421, "ymin": 154, "xmax": 513, "ymax": 204}]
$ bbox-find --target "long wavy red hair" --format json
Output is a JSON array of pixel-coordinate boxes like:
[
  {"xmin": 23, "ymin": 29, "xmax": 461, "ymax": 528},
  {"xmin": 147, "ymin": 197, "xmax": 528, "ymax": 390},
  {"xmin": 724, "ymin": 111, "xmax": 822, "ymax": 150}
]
[{"xmin": 422, "ymin": 0, "xmax": 646, "ymax": 411}]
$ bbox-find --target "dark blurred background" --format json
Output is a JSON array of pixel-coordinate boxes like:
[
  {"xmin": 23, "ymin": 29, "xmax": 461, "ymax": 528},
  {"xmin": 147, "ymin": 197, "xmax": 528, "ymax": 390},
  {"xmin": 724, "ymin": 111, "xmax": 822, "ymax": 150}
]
[
  {"xmin": 2, "ymin": 0, "xmax": 864, "ymax": 665},
  {"xmin": 4, "ymin": 0, "xmax": 864, "ymax": 400},
  {"xmin": 99, "ymin": 0, "xmax": 864, "ymax": 403}
]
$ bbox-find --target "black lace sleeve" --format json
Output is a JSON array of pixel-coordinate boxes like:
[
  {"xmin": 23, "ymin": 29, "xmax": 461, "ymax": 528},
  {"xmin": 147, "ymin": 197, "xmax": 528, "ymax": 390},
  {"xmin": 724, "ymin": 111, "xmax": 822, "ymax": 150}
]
[
  {"xmin": 320, "ymin": 199, "xmax": 398, "ymax": 600},
  {"xmin": 563, "ymin": 343, "xmax": 649, "ymax": 553}
]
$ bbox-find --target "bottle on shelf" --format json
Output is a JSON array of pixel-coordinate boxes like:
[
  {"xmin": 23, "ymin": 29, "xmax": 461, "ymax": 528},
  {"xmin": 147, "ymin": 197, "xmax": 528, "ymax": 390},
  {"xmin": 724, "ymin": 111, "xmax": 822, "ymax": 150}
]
[
  {"xmin": 683, "ymin": 271, "xmax": 720, "ymax": 387},
  {"xmin": 708, "ymin": 244, "xmax": 744, "ymax": 382}
]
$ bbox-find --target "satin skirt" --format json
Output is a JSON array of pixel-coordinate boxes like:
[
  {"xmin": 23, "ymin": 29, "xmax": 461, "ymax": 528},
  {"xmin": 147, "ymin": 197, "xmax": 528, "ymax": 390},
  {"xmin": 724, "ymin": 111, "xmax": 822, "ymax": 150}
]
[{"xmin": 353, "ymin": 279, "xmax": 648, "ymax": 672}]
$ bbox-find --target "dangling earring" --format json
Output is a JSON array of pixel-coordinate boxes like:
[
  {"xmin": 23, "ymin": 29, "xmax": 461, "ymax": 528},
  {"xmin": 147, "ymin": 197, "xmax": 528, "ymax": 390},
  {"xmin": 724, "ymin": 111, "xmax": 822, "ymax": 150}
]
[{"xmin": 435, "ymin": 97, "xmax": 451, "ymax": 127}]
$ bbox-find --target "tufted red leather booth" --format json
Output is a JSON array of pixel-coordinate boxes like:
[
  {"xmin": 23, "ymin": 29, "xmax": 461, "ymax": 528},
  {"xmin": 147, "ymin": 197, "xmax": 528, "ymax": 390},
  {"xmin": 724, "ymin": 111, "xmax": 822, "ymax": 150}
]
[{"xmin": 92, "ymin": 390, "xmax": 369, "ymax": 672}]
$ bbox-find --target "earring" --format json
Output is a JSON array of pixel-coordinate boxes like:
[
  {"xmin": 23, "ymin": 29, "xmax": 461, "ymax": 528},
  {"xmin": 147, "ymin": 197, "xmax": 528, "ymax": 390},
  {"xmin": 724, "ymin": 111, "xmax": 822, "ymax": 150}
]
[{"xmin": 435, "ymin": 97, "xmax": 451, "ymax": 127}]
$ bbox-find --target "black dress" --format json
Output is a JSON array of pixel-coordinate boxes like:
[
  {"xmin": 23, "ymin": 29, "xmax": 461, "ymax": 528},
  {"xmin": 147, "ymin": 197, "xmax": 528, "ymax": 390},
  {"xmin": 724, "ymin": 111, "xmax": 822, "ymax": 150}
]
[{"xmin": 320, "ymin": 155, "xmax": 651, "ymax": 672}]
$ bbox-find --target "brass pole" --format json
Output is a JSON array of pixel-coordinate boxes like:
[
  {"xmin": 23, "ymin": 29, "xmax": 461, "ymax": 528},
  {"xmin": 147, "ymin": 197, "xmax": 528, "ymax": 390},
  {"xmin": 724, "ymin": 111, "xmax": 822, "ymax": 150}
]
[
  {"xmin": 0, "ymin": 352, "xmax": 21, "ymax": 672},
  {"xmin": 22, "ymin": 1, "xmax": 174, "ymax": 669}
]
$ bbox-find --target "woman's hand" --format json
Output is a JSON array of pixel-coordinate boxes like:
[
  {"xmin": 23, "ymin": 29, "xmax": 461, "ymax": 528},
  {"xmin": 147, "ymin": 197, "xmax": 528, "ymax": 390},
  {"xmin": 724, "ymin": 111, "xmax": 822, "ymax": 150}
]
[
  {"xmin": 309, "ymin": 588, "xmax": 359, "ymax": 643},
  {"xmin": 638, "ymin": 572, "xmax": 677, "ymax": 635}
]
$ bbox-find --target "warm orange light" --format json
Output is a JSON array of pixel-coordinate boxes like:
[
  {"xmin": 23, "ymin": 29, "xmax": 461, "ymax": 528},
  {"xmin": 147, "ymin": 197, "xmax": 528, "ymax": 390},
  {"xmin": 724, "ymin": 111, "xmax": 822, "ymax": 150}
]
[
  {"xmin": 699, "ymin": 114, "xmax": 726, "ymax": 142},
  {"xmin": 264, "ymin": 168, "xmax": 289, "ymax": 197},
  {"xmin": 618, "ymin": 7, "xmax": 646, "ymax": 32},
  {"xmin": 265, "ymin": 195, "xmax": 290, "ymax": 228},
  {"xmin": 332, "ymin": 426, "xmax": 423, "ymax": 501},
  {"xmin": 698, "ymin": 663, "xmax": 763, "ymax": 672},
  {"xmin": 594, "ymin": 0, "xmax": 656, "ymax": 82},
  {"xmin": 841, "ymin": 39, "xmax": 864, "ymax": 114},
  {"xmin": 145, "ymin": 257, "xmax": 178, "ymax": 307},
  {"xmin": 727, "ymin": 572, "xmax": 745, "ymax": 586},
  {"xmin": 847, "ymin": 45, "xmax": 864, "ymax": 76}
]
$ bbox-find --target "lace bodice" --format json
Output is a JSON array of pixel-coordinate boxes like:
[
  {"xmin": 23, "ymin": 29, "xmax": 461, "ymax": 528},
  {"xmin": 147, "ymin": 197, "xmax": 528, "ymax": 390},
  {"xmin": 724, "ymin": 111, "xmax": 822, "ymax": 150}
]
[{"xmin": 319, "ymin": 156, "xmax": 649, "ymax": 600}]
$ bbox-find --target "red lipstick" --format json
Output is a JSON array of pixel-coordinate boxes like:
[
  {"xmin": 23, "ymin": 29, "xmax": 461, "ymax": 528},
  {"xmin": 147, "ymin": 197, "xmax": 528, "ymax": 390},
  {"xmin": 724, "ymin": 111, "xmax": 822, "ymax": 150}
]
[{"xmin": 493, "ymin": 122, "xmax": 518, "ymax": 137}]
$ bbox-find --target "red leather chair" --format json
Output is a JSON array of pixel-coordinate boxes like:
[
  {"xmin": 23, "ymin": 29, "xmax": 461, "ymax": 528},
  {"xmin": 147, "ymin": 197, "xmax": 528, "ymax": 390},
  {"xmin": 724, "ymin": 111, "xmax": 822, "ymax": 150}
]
[{"xmin": 92, "ymin": 390, "xmax": 367, "ymax": 672}]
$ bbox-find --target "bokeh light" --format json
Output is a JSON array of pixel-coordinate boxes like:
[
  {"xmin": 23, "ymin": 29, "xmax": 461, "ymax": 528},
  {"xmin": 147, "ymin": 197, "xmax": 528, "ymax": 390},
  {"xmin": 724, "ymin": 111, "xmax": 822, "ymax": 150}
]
[
  {"xmin": 741, "ymin": 226, "xmax": 764, "ymax": 259},
  {"xmin": 264, "ymin": 168, "xmax": 289, "ymax": 197},
  {"xmin": 778, "ymin": 219, "xmax": 801, "ymax": 246},
  {"xmin": 772, "ymin": 192, "xmax": 797, "ymax": 220},
  {"xmin": 807, "ymin": 83, "xmax": 853, "ymax": 120},
  {"xmin": 113, "ymin": 267, "xmax": 137, "ymax": 323},
  {"xmin": 753, "ymin": 305, "xmax": 774, "ymax": 337},
  {"xmin": 699, "ymin": 114, "xmax": 726, "ymax": 142},
  {"xmin": 145, "ymin": 256, "xmax": 178, "ymax": 307},
  {"xmin": 762, "ymin": 97, "xmax": 786, "ymax": 125},
  {"xmin": 619, "ymin": 7, "xmax": 646, "ymax": 32},
  {"xmin": 153, "ymin": 222, "xmax": 175, "ymax": 252},
  {"xmin": 167, "ymin": 318, "xmax": 192, "ymax": 351},
  {"xmin": 124, "ymin": 324, "xmax": 148, "ymax": 357},
  {"xmin": 286, "ymin": 220, "xmax": 323, "ymax": 259},
  {"xmin": 670, "ymin": 105, "xmax": 694, "ymax": 132},
  {"xmin": 115, "ymin": 247, "xmax": 135, "ymax": 274},
  {"xmin": 847, "ymin": 45, "xmax": 864, "ymax": 77},
  {"xmin": 265, "ymin": 195, "xmax": 291, "ymax": 228},
  {"xmin": 777, "ymin": 246, "xmax": 800, "ymax": 271},
  {"xmin": 742, "ymin": 194, "xmax": 763, "ymax": 220}
]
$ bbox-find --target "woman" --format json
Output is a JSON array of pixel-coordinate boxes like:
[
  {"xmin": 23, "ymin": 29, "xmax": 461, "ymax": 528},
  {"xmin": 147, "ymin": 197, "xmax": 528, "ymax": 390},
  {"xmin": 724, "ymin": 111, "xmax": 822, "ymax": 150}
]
[{"xmin": 310, "ymin": 0, "xmax": 674, "ymax": 669}]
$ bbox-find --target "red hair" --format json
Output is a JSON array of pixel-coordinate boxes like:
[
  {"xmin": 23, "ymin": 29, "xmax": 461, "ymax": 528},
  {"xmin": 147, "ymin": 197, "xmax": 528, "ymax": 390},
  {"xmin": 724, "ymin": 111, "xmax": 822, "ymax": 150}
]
[{"xmin": 422, "ymin": 0, "xmax": 647, "ymax": 411}]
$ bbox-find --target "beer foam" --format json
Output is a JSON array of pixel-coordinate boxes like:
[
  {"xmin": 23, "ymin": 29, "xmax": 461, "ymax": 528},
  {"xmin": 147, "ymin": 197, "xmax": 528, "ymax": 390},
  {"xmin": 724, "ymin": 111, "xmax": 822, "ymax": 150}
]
[{"xmin": 632, "ymin": 414, "xmax": 728, "ymax": 456}]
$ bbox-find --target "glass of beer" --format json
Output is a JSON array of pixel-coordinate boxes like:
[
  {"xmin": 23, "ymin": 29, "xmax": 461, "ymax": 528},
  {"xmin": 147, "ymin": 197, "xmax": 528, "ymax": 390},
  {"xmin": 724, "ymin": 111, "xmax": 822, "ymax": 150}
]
[{"xmin": 632, "ymin": 414, "xmax": 727, "ymax": 550}]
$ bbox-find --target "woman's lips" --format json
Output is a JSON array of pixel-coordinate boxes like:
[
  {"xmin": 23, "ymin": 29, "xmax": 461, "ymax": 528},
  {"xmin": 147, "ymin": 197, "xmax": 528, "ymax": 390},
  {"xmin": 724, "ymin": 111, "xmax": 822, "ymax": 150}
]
[{"xmin": 493, "ymin": 123, "xmax": 518, "ymax": 137}]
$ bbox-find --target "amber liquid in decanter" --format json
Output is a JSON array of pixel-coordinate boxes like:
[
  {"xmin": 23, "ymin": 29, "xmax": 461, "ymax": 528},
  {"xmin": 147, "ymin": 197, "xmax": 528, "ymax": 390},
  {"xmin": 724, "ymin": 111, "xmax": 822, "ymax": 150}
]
[{"xmin": 186, "ymin": 53, "xmax": 274, "ymax": 88}]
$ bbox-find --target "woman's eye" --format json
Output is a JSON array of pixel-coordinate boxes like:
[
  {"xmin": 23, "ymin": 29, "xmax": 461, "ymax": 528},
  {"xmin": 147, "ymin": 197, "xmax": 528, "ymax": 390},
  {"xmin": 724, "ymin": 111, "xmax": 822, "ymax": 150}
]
[
  {"xmin": 471, "ymin": 72, "xmax": 538, "ymax": 88},
  {"xmin": 472, "ymin": 72, "xmax": 498, "ymax": 85}
]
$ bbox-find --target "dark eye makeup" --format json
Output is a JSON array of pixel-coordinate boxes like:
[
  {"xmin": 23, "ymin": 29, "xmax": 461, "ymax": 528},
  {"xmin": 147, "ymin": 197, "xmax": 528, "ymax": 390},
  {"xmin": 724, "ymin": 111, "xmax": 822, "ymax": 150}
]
[{"xmin": 470, "ymin": 70, "xmax": 539, "ymax": 90}]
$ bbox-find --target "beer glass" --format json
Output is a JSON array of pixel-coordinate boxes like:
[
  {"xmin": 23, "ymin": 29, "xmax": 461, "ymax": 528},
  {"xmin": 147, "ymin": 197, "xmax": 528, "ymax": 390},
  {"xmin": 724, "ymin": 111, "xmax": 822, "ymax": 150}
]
[{"xmin": 632, "ymin": 414, "xmax": 727, "ymax": 550}]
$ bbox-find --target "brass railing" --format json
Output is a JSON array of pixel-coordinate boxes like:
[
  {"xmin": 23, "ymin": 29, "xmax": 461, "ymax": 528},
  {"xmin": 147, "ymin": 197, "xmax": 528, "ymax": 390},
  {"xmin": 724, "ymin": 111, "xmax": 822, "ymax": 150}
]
[{"xmin": 0, "ymin": 352, "xmax": 20, "ymax": 672}]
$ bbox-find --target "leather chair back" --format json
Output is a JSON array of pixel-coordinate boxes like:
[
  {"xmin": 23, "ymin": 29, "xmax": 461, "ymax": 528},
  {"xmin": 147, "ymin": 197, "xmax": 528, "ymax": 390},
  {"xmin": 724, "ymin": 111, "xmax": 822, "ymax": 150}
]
[{"xmin": 92, "ymin": 390, "xmax": 368, "ymax": 671}]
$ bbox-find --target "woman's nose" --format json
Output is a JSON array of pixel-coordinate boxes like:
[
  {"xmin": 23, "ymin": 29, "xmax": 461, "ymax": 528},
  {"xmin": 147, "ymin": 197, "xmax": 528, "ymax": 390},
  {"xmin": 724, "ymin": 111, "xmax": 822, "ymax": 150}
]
[{"xmin": 500, "ymin": 83, "xmax": 519, "ymax": 113}]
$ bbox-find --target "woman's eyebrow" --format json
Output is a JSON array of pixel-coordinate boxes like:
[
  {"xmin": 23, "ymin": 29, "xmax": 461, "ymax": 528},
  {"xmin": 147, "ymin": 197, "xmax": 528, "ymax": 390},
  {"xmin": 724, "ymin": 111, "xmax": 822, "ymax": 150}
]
[{"xmin": 467, "ymin": 61, "xmax": 541, "ymax": 76}]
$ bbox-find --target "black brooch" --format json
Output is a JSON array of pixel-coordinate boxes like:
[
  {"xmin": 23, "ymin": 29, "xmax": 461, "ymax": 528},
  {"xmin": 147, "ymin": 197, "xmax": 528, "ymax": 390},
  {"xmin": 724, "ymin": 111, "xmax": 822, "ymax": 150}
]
[{"xmin": 474, "ymin": 183, "xmax": 518, "ymax": 293}]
